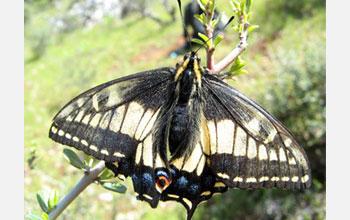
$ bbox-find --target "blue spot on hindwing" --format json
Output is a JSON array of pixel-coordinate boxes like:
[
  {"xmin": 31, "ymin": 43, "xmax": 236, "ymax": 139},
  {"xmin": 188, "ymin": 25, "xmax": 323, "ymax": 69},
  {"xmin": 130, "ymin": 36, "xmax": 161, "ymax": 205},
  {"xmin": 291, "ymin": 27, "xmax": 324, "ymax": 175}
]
[
  {"xmin": 142, "ymin": 173, "xmax": 153, "ymax": 187},
  {"xmin": 189, "ymin": 184, "xmax": 199, "ymax": 194},
  {"xmin": 177, "ymin": 176, "xmax": 188, "ymax": 189}
]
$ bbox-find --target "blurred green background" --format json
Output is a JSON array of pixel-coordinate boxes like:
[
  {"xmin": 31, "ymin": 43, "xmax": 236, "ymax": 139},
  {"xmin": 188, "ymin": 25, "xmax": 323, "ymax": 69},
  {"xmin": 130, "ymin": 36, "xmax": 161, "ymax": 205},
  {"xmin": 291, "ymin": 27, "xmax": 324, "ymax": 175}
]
[{"xmin": 24, "ymin": 0, "xmax": 326, "ymax": 219}]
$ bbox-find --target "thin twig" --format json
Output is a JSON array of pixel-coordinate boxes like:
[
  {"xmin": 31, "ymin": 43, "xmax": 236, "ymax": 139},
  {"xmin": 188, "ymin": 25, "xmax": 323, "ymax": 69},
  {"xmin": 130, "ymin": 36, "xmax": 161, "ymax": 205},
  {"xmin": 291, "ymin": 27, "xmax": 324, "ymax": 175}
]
[
  {"xmin": 213, "ymin": 25, "xmax": 248, "ymax": 74},
  {"xmin": 48, "ymin": 161, "xmax": 106, "ymax": 220}
]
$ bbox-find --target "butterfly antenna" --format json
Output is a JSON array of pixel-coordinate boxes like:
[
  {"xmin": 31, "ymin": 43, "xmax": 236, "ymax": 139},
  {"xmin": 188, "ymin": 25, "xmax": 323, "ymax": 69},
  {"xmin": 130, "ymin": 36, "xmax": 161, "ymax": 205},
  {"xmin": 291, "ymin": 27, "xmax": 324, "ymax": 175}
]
[
  {"xmin": 194, "ymin": 15, "xmax": 235, "ymax": 54},
  {"xmin": 177, "ymin": 0, "xmax": 193, "ymax": 51}
]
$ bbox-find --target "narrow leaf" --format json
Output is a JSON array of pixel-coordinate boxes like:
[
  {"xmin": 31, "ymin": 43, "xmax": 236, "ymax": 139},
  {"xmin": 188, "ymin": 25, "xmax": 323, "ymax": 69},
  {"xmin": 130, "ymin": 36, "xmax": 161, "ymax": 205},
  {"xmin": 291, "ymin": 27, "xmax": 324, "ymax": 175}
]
[
  {"xmin": 98, "ymin": 168, "xmax": 115, "ymax": 180},
  {"xmin": 191, "ymin": 38, "xmax": 205, "ymax": 47},
  {"xmin": 246, "ymin": 0, "xmax": 251, "ymax": 13},
  {"xmin": 214, "ymin": 35, "xmax": 224, "ymax": 46},
  {"xmin": 48, "ymin": 190, "xmax": 58, "ymax": 210},
  {"xmin": 101, "ymin": 182, "xmax": 127, "ymax": 193},
  {"xmin": 194, "ymin": 14, "xmax": 205, "ymax": 24},
  {"xmin": 36, "ymin": 193, "xmax": 48, "ymax": 213},
  {"xmin": 197, "ymin": 0, "xmax": 207, "ymax": 12},
  {"xmin": 209, "ymin": 0, "xmax": 216, "ymax": 13},
  {"xmin": 231, "ymin": 69, "xmax": 248, "ymax": 76},
  {"xmin": 247, "ymin": 25, "xmax": 259, "ymax": 34},
  {"xmin": 231, "ymin": 0, "xmax": 240, "ymax": 10},
  {"xmin": 198, "ymin": 32, "xmax": 209, "ymax": 42},
  {"xmin": 41, "ymin": 213, "xmax": 49, "ymax": 220},
  {"xmin": 240, "ymin": 0, "xmax": 247, "ymax": 13},
  {"xmin": 63, "ymin": 148, "xmax": 84, "ymax": 169}
]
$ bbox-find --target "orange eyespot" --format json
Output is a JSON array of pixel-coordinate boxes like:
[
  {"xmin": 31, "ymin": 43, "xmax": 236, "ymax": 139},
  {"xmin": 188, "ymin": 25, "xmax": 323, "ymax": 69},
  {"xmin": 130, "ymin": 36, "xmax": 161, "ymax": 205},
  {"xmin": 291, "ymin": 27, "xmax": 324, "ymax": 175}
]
[{"xmin": 156, "ymin": 175, "xmax": 170, "ymax": 190}]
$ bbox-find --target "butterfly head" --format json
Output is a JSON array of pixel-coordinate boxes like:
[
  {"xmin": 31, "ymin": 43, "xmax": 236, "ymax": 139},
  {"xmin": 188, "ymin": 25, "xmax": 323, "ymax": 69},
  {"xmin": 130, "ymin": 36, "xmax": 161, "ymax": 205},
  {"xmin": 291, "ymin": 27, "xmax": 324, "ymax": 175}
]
[{"xmin": 175, "ymin": 52, "xmax": 202, "ymax": 86}]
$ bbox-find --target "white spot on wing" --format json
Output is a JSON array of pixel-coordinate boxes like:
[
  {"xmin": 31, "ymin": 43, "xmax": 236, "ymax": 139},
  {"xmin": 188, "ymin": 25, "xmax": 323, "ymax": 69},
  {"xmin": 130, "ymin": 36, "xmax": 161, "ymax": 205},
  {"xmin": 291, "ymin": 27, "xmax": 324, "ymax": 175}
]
[
  {"xmin": 291, "ymin": 176, "xmax": 299, "ymax": 182},
  {"xmin": 247, "ymin": 137, "xmax": 257, "ymax": 159},
  {"xmin": 51, "ymin": 126, "xmax": 58, "ymax": 134},
  {"xmin": 301, "ymin": 175, "xmax": 309, "ymax": 183},
  {"xmin": 65, "ymin": 133, "xmax": 72, "ymax": 139},
  {"xmin": 135, "ymin": 142, "xmax": 142, "ymax": 164},
  {"xmin": 101, "ymin": 149, "xmax": 109, "ymax": 155},
  {"xmin": 142, "ymin": 135, "xmax": 153, "ymax": 167},
  {"xmin": 269, "ymin": 149, "xmax": 278, "ymax": 161},
  {"xmin": 234, "ymin": 126, "xmax": 247, "ymax": 156},
  {"xmin": 58, "ymin": 130, "xmax": 64, "ymax": 136},
  {"xmin": 113, "ymin": 152, "xmax": 125, "ymax": 158},
  {"xmin": 105, "ymin": 90, "xmax": 121, "ymax": 107},
  {"xmin": 168, "ymin": 194, "xmax": 179, "ymax": 199},
  {"xmin": 92, "ymin": 94, "xmax": 99, "ymax": 111},
  {"xmin": 246, "ymin": 177, "xmax": 257, "ymax": 183},
  {"xmin": 259, "ymin": 176, "xmax": 269, "ymax": 182},
  {"xmin": 217, "ymin": 173, "xmax": 230, "ymax": 179},
  {"xmin": 81, "ymin": 139, "xmax": 88, "ymax": 146},
  {"xmin": 75, "ymin": 111, "xmax": 85, "ymax": 122},
  {"xmin": 207, "ymin": 120, "xmax": 217, "ymax": 154},
  {"xmin": 217, "ymin": 119, "xmax": 235, "ymax": 154},
  {"xmin": 182, "ymin": 198, "xmax": 192, "ymax": 209},
  {"xmin": 258, "ymin": 144, "xmax": 268, "ymax": 160},
  {"xmin": 99, "ymin": 111, "xmax": 112, "ymax": 130},
  {"xmin": 281, "ymin": 177, "xmax": 290, "ymax": 181},
  {"xmin": 271, "ymin": 176, "xmax": 280, "ymax": 181},
  {"xmin": 90, "ymin": 113, "xmax": 101, "ymax": 128},
  {"xmin": 196, "ymin": 155, "xmax": 206, "ymax": 176},
  {"xmin": 139, "ymin": 107, "xmax": 161, "ymax": 140},
  {"xmin": 120, "ymin": 102, "xmax": 145, "ymax": 136},
  {"xmin": 110, "ymin": 106, "xmax": 125, "ymax": 133},
  {"xmin": 183, "ymin": 143, "xmax": 202, "ymax": 173},
  {"xmin": 233, "ymin": 176, "xmax": 243, "ymax": 182},
  {"xmin": 90, "ymin": 145, "xmax": 98, "ymax": 152},
  {"xmin": 82, "ymin": 114, "xmax": 91, "ymax": 124},
  {"xmin": 135, "ymin": 109, "xmax": 154, "ymax": 140},
  {"xmin": 279, "ymin": 148, "xmax": 287, "ymax": 162}
]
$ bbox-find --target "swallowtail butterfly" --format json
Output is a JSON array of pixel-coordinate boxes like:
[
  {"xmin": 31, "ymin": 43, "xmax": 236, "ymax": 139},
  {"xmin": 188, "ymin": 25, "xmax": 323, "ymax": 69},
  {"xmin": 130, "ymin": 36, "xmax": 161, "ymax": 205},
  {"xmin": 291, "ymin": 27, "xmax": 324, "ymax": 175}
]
[{"xmin": 49, "ymin": 51, "xmax": 311, "ymax": 219}]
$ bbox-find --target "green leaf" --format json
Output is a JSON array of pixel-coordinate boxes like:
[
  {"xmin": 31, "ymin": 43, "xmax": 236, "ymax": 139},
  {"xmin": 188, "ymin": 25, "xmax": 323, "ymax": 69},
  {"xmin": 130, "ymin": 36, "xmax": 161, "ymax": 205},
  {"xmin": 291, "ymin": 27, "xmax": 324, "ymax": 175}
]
[
  {"xmin": 198, "ymin": 32, "xmax": 209, "ymax": 42},
  {"xmin": 231, "ymin": 0, "xmax": 240, "ymax": 10},
  {"xmin": 101, "ymin": 182, "xmax": 127, "ymax": 193},
  {"xmin": 191, "ymin": 38, "xmax": 205, "ymax": 47},
  {"xmin": 197, "ymin": 0, "xmax": 207, "ymax": 12},
  {"xmin": 98, "ymin": 168, "xmax": 115, "ymax": 180},
  {"xmin": 230, "ymin": 56, "xmax": 246, "ymax": 72},
  {"xmin": 209, "ymin": 0, "xmax": 216, "ymax": 13},
  {"xmin": 198, "ymin": 33, "xmax": 211, "ymax": 48},
  {"xmin": 247, "ymin": 25, "xmax": 259, "ymax": 34},
  {"xmin": 194, "ymin": 14, "xmax": 205, "ymax": 25},
  {"xmin": 246, "ymin": 0, "xmax": 251, "ymax": 13},
  {"xmin": 231, "ymin": 69, "xmax": 248, "ymax": 76},
  {"xmin": 214, "ymin": 35, "xmax": 223, "ymax": 47},
  {"xmin": 36, "ymin": 192, "xmax": 48, "ymax": 213},
  {"xmin": 240, "ymin": 0, "xmax": 247, "ymax": 13},
  {"xmin": 48, "ymin": 190, "xmax": 58, "ymax": 211},
  {"xmin": 25, "ymin": 210, "xmax": 42, "ymax": 220},
  {"xmin": 41, "ymin": 213, "xmax": 49, "ymax": 220},
  {"xmin": 63, "ymin": 148, "xmax": 84, "ymax": 170},
  {"xmin": 83, "ymin": 153, "xmax": 94, "ymax": 169},
  {"xmin": 247, "ymin": 12, "xmax": 253, "ymax": 21}
]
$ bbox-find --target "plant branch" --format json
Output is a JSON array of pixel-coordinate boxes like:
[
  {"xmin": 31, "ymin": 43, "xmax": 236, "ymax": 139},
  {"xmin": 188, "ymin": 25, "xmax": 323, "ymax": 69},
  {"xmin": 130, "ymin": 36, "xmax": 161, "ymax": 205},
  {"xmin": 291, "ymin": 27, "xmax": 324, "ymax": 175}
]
[
  {"xmin": 48, "ymin": 161, "xmax": 106, "ymax": 220},
  {"xmin": 213, "ymin": 23, "xmax": 248, "ymax": 74}
]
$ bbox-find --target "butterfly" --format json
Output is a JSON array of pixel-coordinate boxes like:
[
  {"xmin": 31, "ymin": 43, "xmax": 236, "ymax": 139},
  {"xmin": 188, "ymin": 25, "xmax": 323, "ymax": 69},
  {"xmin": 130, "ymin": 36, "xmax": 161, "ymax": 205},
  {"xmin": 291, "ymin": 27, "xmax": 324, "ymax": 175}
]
[{"xmin": 49, "ymin": 51, "xmax": 311, "ymax": 219}]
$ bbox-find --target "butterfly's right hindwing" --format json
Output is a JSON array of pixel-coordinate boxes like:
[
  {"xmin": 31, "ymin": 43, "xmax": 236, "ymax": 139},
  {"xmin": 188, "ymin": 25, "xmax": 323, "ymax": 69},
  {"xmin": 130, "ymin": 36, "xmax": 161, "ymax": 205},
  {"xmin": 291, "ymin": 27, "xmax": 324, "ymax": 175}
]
[{"xmin": 49, "ymin": 67, "xmax": 175, "ymax": 163}]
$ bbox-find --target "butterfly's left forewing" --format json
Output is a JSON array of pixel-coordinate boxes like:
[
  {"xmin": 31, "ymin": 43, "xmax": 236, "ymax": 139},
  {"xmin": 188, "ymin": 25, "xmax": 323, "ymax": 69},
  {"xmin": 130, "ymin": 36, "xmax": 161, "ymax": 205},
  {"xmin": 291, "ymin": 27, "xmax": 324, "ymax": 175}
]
[{"xmin": 49, "ymin": 67, "xmax": 175, "ymax": 207}]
